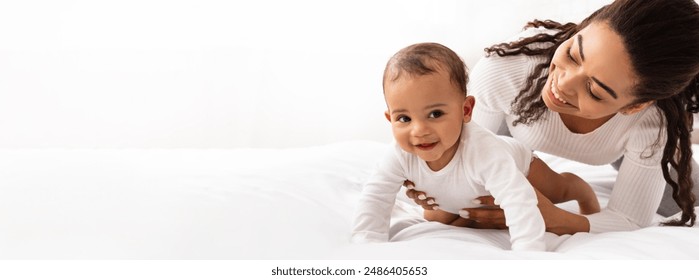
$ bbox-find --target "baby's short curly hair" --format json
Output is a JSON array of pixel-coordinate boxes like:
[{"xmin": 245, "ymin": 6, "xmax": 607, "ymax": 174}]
[{"xmin": 383, "ymin": 42, "xmax": 469, "ymax": 97}]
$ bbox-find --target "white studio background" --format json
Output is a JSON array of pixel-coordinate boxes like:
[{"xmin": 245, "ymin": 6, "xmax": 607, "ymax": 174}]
[{"xmin": 0, "ymin": 0, "xmax": 613, "ymax": 149}]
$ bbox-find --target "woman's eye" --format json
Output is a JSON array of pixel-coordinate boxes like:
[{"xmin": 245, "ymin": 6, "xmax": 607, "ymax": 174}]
[
  {"xmin": 428, "ymin": 110, "xmax": 444, "ymax": 118},
  {"xmin": 566, "ymin": 46, "xmax": 578, "ymax": 65},
  {"xmin": 397, "ymin": 115, "xmax": 411, "ymax": 123},
  {"xmin": 587, "ymin": 81, "xmax": 602, "ymax": 101}
]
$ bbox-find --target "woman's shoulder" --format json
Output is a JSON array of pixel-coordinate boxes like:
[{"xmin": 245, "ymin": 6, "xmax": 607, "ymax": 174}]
[
  {"xmin": 469, "ymin": 29, "xmax": 551, "ymax": 108},
  {"xmin": 623, "ymin": 106, "xmax": 667, "ymax": 160},
  {"xmin": 469, "ymin": 27, "xmax": 559, "ymax": 113},
  {"xmin": 627, "ymin": 106, "xmax": 665, "ymax": 135},
  {"xmin": 472, "ymin": 27, "xmax": 555, "ymax": 77}
]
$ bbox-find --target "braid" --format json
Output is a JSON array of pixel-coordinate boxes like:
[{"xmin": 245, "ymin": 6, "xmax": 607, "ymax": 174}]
[
  {"xmin": 661, "ymin": 75, "xmax": 699, "ymax": 226},
  {"xmin": 687, "ymin": 76, "xmax": 699, "ymax": 114}
]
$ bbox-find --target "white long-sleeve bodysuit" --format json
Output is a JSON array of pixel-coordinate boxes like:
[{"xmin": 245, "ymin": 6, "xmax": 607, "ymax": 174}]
[
  {"xmin": 470, "ymin": 27, "xmax": 667, "ymax": 233},
  {"xmin": 352, "ymin": 122, "xmax": 546, "ymax": 251}
]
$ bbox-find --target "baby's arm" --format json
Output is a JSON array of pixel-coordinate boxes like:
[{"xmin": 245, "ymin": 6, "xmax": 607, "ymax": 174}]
[
  {"xmin": 483, "ymin": 161, "xmax": 546, "ymax": 251},
  {"xmin": 527, "ymin": 157, "xmax": 600, "ymax": 215},
  {"xmin": 352, "ymin": 147, "xmax": 407, "ymax": 243},
  {"xmin": 352, "ymin": 177, "xmax": 402, "ymax": 242}
]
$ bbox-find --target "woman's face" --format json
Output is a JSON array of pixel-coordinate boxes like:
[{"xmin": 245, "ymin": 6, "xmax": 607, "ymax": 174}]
[{"xmin": 542, "ymin": 21, "xmax": 642, "ymax": 120}]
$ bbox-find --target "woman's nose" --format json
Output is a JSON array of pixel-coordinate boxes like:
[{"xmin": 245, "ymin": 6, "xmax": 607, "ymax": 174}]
[{"xmin": 556, "ymin": 68, "xmax": 582, "ymax": 98}]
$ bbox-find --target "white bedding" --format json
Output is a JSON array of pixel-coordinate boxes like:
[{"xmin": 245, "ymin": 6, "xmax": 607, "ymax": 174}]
[{"xmin": 1, "ymin": 141, "xmax": 698, "ymax": 259}]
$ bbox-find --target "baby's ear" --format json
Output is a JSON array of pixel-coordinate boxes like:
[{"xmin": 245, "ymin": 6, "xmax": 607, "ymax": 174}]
[
  {"xmin": 462, "ymin": 96, "xmax": 476, "ymax": 123},
  {"xmin": 384, "ymin": 111, "xmax": 391, "ymax": 122}
]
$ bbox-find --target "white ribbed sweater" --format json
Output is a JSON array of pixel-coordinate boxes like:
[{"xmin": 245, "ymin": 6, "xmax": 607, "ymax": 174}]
[{"xmin": 469, "ymin": 28, "xmax": 667, "ymax": 233}]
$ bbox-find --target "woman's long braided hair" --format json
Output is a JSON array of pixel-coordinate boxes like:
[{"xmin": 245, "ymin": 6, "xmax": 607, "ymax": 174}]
[{"xmin": 484, "ymin": 0, "xmax": 699, "ymax": 226}]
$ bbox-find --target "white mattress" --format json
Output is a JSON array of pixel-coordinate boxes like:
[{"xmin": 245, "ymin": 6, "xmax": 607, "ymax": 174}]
[{"xmin": 1, "ymin": 141, "xmax": 697, "ymax": 259}]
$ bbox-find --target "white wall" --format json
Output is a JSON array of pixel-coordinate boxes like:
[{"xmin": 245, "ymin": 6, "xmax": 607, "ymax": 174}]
[{"xmin": 0, "ymin": 0, "xmax": 612, "ymax": 148}]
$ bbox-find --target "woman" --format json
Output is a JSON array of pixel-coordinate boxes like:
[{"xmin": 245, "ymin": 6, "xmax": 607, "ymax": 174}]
[{"xmin": 408, "ymin": 0, "xmax": 699, "ymax": 234}]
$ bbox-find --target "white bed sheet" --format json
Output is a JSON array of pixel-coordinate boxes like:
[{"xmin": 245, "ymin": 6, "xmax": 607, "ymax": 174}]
[{"xmin": 0, "ymin": 141, "xmax": 697, "ymax": 259}]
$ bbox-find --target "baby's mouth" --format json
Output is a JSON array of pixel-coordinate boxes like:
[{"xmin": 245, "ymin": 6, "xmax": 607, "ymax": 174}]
[{"xmin": 415, "ymin": 142, "xmax": 437, "ymax": 150}]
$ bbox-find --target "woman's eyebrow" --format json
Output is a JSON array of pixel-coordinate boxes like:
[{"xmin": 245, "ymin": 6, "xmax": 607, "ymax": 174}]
[
  {"xmin": 579, "ymin": 34, "xmax": 618, "ymax": 99},
  {"xmin": 592, "ymin": 77, "xmax": 618, "ymax": 99},
  {"xmin": 577, "ymin": 34, "xmax": 585, "ymax": 61}
]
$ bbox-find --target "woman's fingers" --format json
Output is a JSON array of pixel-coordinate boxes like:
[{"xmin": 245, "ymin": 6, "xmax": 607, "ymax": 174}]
[
  {"xmin": 474, "ymin": 195, "xmax": 497, "ymax": 207},
  {"xmin": 403, "ymin": 180, "xmax": 440, "ymax": 210},
  {"xmin": 460, "ymin": 207, "xmax": 505, "ymax": 220},
  {"xmin": 404, "ymin": 188, "xmax": 439, "ymax": 210},
  {"xmin": 405, "ymin": 188, "xmax": 417, "ymax": 199},
  {"xmin": 459, "ymin": 207, "xmax": 507, "ymax": 229},
  {"xmin": 406, "ymin": 189, "xmax": 428, "ymax": 201},
  {"xmin": 449, "ymin": 217, "xmax": 508, "ymax": 229},
  {"xmin": 470, "ymin": 220, "xmax": 508, "ymax": 230}
]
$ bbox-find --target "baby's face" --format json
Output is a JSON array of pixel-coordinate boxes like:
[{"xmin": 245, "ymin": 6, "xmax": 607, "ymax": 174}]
[{"xmin": 384, "ymin": 69, "xmax": 471, "ymax": 171}]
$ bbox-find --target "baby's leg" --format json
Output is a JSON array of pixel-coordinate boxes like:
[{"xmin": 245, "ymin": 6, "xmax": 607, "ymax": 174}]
[{"xmin": 527, "ymin": 157, "xmax": 600, "ymax": 215}]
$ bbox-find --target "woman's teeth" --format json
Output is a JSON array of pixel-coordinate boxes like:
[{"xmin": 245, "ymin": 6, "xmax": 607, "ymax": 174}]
[{"xmin": 551, "ymin": 81, "xmax": 568, "ymax": 104}]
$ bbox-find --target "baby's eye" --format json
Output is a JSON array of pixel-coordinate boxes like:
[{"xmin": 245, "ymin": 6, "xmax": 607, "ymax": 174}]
[
  {"xmin": 397, "ymin": 115, "xmax": 411, "ymax": 123},
  {"xmin": 428, "ymin": 110, "xmax": 444, "ymax": 118}
]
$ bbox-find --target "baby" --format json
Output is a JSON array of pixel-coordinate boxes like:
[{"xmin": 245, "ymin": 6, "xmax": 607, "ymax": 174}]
[{"xmin": 352, "ymin": 42, "xmax": 599, "ymax": 251}]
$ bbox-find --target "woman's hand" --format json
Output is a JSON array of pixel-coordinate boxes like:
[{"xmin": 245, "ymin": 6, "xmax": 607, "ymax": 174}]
[
  {"xmin": 405, "ymin": 181, "xmax": 505, "ymax": 228},
  {"xmin": 457, "ymin": 195, "xmax": 508, "ymax": 229},
  {"xmin": 460, "ymin": 191, "xmax": 590, "ymax": 235},
  {"xmin": 404, "ymin": 180, "xmax": 507, "ymax": 229},
  {"xmin": 404, "ymin": 180, "xmax": 440, "ymax": 211},
  {"xmin": 406, "ymin": 182, "xmax": 591, "ymax": 234}
]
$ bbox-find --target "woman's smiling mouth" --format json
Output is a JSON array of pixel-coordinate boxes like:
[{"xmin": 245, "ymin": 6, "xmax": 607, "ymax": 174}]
[{"xmin": 549, "ymin": 78, "xmax": 578, "ymax": 108}]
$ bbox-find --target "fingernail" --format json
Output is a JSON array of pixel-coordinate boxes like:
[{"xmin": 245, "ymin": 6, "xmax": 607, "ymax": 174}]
[
  {"xmin": 418, "ymin": 194, "xmax": 426, "ymax": 200},
  {"xmin": 427, "ymin": 199, "xmax": 435, "ymax": 205},
  {"xmin": 459, "ymin": 210, "xmax": 469, "ymax": 218},
  {"xmin": 432, "ymin": 206, "xmax": 440, "ymax": 210},
  {"xmin": 471, "ymin": 199, "xmax": 481, "ymax": 205}
]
